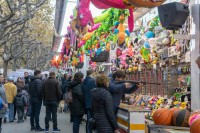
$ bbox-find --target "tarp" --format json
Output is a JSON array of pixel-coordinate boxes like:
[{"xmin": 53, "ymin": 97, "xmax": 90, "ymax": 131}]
[{"xmin": 7, "ymin": 69, "xmax": 34, "ymax": 82}]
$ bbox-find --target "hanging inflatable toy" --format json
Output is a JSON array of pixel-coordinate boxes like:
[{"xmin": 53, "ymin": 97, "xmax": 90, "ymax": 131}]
[
  {"xmin": 71, "ymin": 57, "xmax": 79, "ymax": 66},
  {"xmin": 94, "ymin": 9, "xmax": 112, "ymax": 23},
  {"xmin": 88, "ymin": 23, "xmax": 101, "ymax": 32},
  {"xmin": 114, "ymin": 14, "xmax": 130, "ymax": 46},
  {"xmin": 106, "ymin": 42, "xmax": 110, "ymax": 51},
  {"xmin": 70, "ymin": 0, "xmax": 94, "ymax": 38},
  {"xmin": 90, "ymin": 0, "xmax": 166, "ymax": 32},
  {"xmin": 78, "ymin": 32, "xmax": 94, "ymax": 48}
]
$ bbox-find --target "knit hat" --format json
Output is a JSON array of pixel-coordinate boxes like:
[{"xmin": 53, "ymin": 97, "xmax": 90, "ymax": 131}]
[{"xmin": 7, "ymin": 77, "xmax": 14, "ymax": 81}]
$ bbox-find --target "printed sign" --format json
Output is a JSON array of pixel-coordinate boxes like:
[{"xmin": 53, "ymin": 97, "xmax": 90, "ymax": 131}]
[{"xmin": 168, "ymin": 46, "xmax": 177, "ymax": 57}]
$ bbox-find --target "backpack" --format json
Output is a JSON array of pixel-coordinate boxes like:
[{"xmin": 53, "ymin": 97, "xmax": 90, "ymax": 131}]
[
  {"xmin": 15, "ymin": 96, "xmax": 25, "ymax": 107},
  {"xmin": 64, "ymin": 89, "xmax": 73, "ymax": 104}
]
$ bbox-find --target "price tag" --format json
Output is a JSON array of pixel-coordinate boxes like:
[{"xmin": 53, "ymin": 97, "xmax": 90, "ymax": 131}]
[
  {"xmin": 138, "ymin": 65, "xmax": 141, "ymax": 71},
  {"xmin": 153, "ymin": 64, "xmax": 157, "ymax": 69}
]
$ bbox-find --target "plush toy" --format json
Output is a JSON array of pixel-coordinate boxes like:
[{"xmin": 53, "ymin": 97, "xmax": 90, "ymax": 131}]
[
  {"xmin": 63, "ymin": 55, "xmax": 70, "ymax": 62},
  {"xmin": 118, "ymin": 51, "xmax": 128, "ymax": 68},
  {"xmin": 114, "ymin": 14, "xmax": 130, "ymax": 46},
  {"xmin": 145, "ymin": 31, "xmax": 155, "ymax": 39},
  {"xmin": 70, "ymin": 18, "xmax": 88, "ymax": 38},
  {"xmin": 70, "ymin": 0, "xmax": 94, "ymax": 38},
  {"xmin": 154, "ymin": 27, "xmax": 171, "ymax": 50},
  {"xmin": 71, "ymin": 57, "xmax": 79, "ymax": 66},
  {"xmin": 140, "ymin": 46, "xmax": 151, "ymax": 63},
  {"xmin": 151, "ymin": 50, "xmax": 159, "ymax": 64},
  {"xmin": 180, "ymin": 102, "xmax": 187, "ymax": 109}
]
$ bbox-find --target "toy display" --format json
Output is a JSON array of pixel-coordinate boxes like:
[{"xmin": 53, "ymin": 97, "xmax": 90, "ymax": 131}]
[{"xmin": 50, "ymin": 1, "xmax": 198, "ymax": 132}]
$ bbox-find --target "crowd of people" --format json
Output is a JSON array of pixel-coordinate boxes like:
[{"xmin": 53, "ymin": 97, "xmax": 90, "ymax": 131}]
[
  {"xmin": 0, "ymin": 69, "xmax": 141, "ymax": 133},
  {"xmin": 66, "ymin": 70, "xmax": 141, "ymax": 133}
]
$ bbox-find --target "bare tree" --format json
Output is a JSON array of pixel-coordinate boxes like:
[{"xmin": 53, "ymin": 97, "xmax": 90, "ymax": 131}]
[{"xmin": 0, "ymin": 0, "xmax": 52, "ymax": 77}]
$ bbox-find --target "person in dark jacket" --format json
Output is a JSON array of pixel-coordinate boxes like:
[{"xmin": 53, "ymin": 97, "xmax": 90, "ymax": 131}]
[
  {"xmin": 91, "ymin": 74, "xmax": 119, "ymax": 133},
  {"xmin": 0, "ymin": 74, "xmax": 8, "ymax": 133},
  {"xmin": 82, "ymin": 70, "xmax": 96, "ymax": 133},
  {"xmin": 24, "ymin": 72, "xmax": 30, "ymax": 85},
  {"xmin": 13, "ymin": 89, "xmax": 27, "ymax": 123},
  {"xmin": 69, "ymin": 72, "xmax": 85, "ymax": 133},
  {"xmin": 29, "ymin": 70, "xmax": 44, "ymax": 131},
  {"xmin": 42, "ymin": 71, "xmax": 62, "ymax": 132},
  {"xmin": 61, "ymin": 74, "xmax": 69, "ymax": 99},
  {"xmin": 109, "ymin": 70, "xmax": 140, "ymax": 115}
]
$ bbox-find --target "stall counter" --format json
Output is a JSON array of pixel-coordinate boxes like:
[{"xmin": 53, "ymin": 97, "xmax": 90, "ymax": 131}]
[{"xmin": 117, "ymin": 103, "xmax": 151, "ymax": 133}]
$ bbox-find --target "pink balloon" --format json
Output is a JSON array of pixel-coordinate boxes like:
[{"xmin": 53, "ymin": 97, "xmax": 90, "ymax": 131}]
[
  {"xmin": 128, "ymin": 8, "xmax": 134, "ymax": 32},
  {"xmin": 88, "ymin": 23, "xmax": 101, "ymax": 32},
  {"xmin": 78, "ymin": 41, "xmax": 86, "ymax": 48},
  {"xmin": 91, "ymin": 0, "xmax": 126, "ymax": 9}
]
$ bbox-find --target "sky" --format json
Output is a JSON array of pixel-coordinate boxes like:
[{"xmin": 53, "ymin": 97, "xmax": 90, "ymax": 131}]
[{"xmin": 57, "ymin": 1, "xmax": 103, "ymax": 52}]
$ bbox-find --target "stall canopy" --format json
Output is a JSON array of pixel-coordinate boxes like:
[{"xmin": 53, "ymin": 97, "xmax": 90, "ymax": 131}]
[{"xmin": 7, "ymin": 69, "xmax": 34, "ymax": 81}]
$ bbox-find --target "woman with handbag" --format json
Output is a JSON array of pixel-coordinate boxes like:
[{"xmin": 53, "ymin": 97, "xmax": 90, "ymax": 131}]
[
  {"xmin": 68, "ymin": 72, "xmax": 85, "ymax": 133},
  {"xmin": 91, "ymin": 74, "xmax": 119, "ymax": 133}
]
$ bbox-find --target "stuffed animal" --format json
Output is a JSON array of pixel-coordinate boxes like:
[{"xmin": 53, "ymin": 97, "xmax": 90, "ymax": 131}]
[
  {"xmin": 154, "ymin": 26, "xmax": 171, "ymax": 50},
  {"xmin": 70, "ymin": 0, "xmax": 94, "ymax": 38},
  {"xmin": 118, "ymin": 51, "xmax": 128, "ymax": 68},
  {"xmin": 114, "ymin": 14, "xmax": 130, "ymax": 46}
]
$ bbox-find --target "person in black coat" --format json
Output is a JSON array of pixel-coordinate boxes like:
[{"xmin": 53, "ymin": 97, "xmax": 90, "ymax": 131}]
[
  {"xmin": 24, "ymin": 72, "xmax": 30, "ymax": 85},
  {"xmin": 42, "ymin": 71, "xmax": 62, "ymax": 132},
  {"xmin": 91, "ymin": 74, "xmax": 119, "ymax": 133},
  {"xmin": 68, "ymin": 72, "xmax": 85, "ymax": 133},
  {"xmin": 82, "ymin": 70, "xmax": 96, "ymax": 133},
  {"xmin": 28, "ymin": 70, "xmax": 44, "ymax": 131},
  {"xmin": 61, "ymin": 74, "xmax": 70, "ymax": 100}
]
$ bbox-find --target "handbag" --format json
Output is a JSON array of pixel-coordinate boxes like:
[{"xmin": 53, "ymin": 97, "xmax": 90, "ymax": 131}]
[
  {"xmin": 88, "ymin": 117, "xmax": 96, "ymax": 130},
  {"xmin": 64, "ymin": 89, "xmax": 73, "ymax": 104},
  {"xmin": 26, "ymin": 105, "xmax": 32, "ymax": 117}
]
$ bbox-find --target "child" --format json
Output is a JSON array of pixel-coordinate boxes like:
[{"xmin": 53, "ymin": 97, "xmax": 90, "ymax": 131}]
[{"xmin": 14, "ymin": 89, "xmax": 27, "ymax": 123}]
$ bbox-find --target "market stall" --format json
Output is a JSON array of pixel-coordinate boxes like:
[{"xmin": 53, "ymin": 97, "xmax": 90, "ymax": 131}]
[{"xmin": 50, "ymin": 0, "xmax": 200, "ymax": 132}]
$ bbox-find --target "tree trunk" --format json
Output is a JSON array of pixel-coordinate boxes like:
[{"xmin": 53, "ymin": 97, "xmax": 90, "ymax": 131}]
[
  {"xmin": 3, "ymin": 60, "xmax": 8, "ymax": 78},
  {"xmin": 12, "ymin": 59, "xmax": 17, "ymax": 71}
]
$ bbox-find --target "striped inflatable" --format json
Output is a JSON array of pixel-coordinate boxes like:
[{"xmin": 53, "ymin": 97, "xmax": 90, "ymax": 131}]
[{"xmin": 173, "ymin": 109, "xmax": 190, "ymax": 127}]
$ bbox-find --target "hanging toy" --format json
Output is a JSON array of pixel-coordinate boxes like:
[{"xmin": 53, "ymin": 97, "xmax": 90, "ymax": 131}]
[
  {"xmin": 71, "ymin": 57, "xmax": 79, "ymax": 66},
  {"xmin": 140, "ymin": 46, "xmax": 151, "ymax": 63},
  {"xmin": 88, "ymin": 23, "xmax": 101, "ymax": 32},
  {"xmin": 70, "ymin": 0, "xmax": 94, "ymax": 38},
  {"xmin": 114, "ymin": 14, "xmax": 130, "ymax": 46}
]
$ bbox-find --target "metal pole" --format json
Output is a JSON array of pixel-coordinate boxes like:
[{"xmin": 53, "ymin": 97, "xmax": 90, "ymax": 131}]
[{"xmin": 190, "ymin": 2, "xmax": 200, "ymax": 110}]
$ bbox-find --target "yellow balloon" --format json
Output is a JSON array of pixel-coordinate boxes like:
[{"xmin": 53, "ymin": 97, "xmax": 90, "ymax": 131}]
[{"xmin": 82, "ymin": 32, "xmax": 94, "ymax": 41}]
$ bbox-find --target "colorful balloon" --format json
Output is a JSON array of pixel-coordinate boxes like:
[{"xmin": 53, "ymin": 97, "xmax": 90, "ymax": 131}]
[
  {"xmin": 88, "ymin": 23, "xmax": 101, "ymax": 32},
  {"xmin": 82, "ymin": 32, "xmax": 94, "ymax": 41},
  {"xmin": 93, "ymin": 8, "xmax": 112, "ymax": 23}
]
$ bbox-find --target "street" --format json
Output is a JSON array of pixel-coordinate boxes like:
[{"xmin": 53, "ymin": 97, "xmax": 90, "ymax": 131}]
[{"xmin": 2, "ymin": 107, "xmax": 85, "ymax": 133}]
